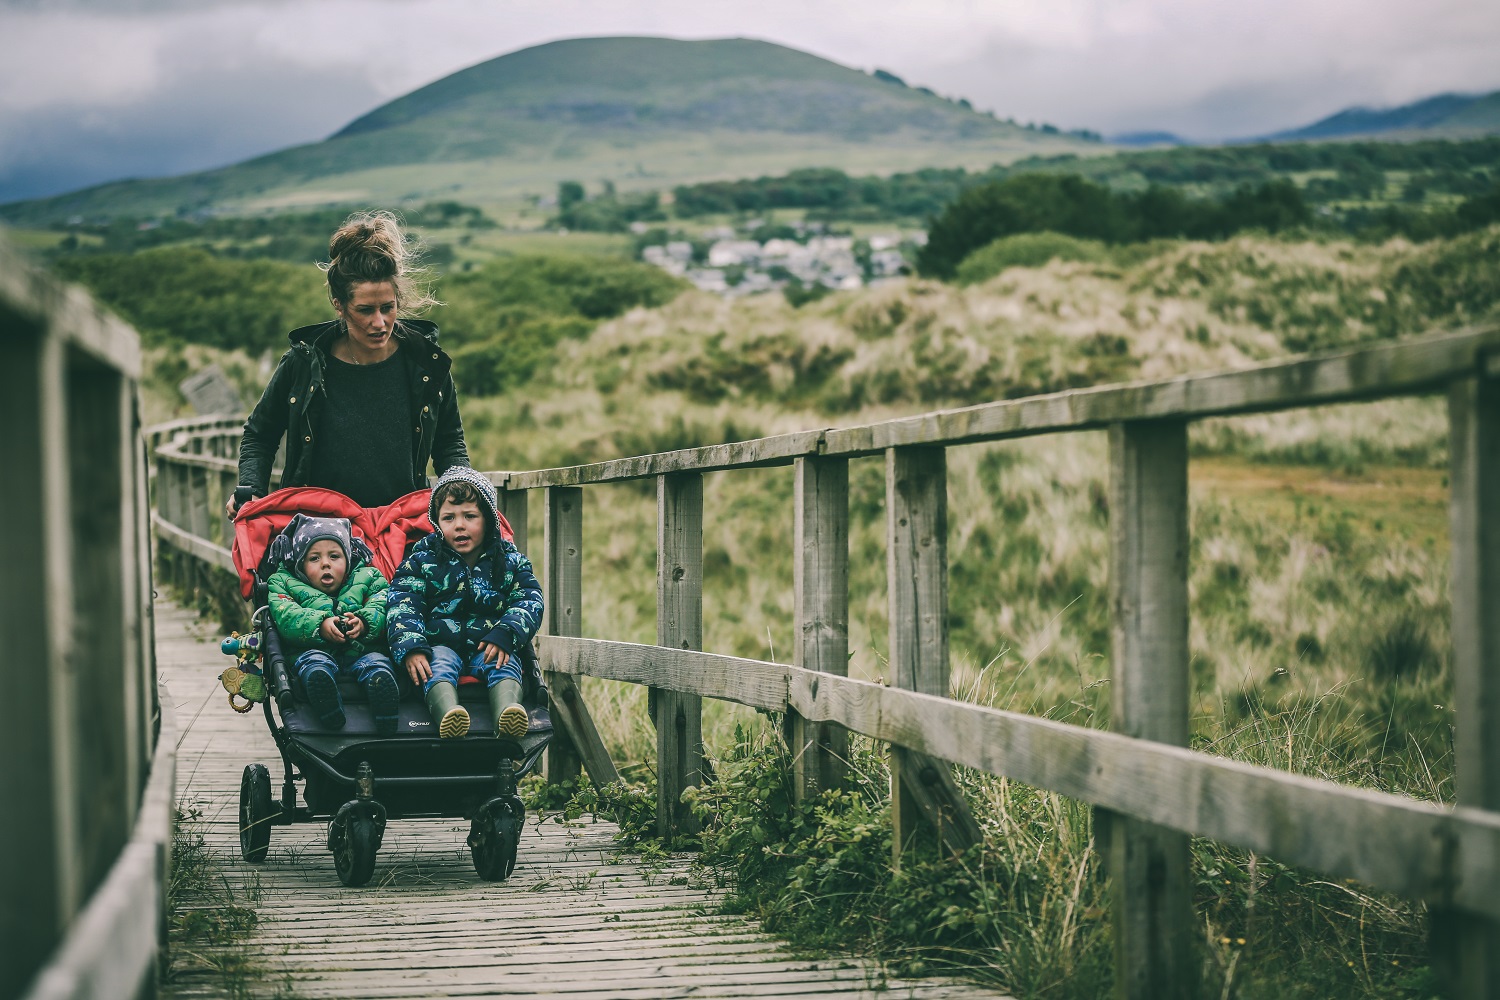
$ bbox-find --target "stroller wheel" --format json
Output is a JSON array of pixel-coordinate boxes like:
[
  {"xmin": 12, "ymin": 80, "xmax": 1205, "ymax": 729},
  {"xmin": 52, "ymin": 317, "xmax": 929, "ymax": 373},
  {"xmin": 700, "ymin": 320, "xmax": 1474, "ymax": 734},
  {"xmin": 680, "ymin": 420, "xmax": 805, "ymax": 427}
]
[
  {"xmin": 329, "ymin": 801, "xmax": 383, "ymax": 887},
  {"xmin": 469, "ymin": 796, "xmax": 522, "ymax": 881},
  {"xmin": 239, "ymin": 764, "xmax": 274, "ymax": 863}
]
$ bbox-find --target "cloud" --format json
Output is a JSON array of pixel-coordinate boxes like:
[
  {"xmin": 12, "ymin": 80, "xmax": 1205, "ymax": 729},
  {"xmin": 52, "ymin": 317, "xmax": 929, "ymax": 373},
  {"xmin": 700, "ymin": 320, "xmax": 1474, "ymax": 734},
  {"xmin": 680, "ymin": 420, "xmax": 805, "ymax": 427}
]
[{"xmin": 1, "ymin": 0, "xmax": 1498, "ymax": 204}]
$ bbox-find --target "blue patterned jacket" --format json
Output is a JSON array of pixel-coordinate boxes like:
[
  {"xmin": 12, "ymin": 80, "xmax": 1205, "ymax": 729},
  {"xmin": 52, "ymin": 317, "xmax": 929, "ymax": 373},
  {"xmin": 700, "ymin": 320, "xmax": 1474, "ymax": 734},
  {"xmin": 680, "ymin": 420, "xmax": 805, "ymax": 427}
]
[{"xmin": 385, "ymin": 531, "xmax": 543, "ymax": 664}]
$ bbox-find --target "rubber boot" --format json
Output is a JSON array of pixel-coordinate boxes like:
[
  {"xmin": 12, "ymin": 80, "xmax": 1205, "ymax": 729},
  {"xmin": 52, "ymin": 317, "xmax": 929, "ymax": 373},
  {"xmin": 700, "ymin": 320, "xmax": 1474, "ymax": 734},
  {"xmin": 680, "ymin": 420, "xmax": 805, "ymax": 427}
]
[
  {"xmin": 365, "ymin": 667, "xmax": 400, "ymax": 737},
  {"xmin": 490, "ymin": 677, "xmax": 528, "ymax": 739},
  {"xmin": 425, "ymin": 680, "xmax": 469, "ymax": 739}
]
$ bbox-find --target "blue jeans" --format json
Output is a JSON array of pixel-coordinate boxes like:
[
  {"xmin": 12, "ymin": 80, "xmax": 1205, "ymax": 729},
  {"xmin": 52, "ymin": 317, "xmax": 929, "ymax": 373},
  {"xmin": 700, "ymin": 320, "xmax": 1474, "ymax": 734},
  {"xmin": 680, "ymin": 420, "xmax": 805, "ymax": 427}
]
[
  {"xmin": 294, "ymin": 648, "xmax": 396, "ymax": 687},
  {"xmin": 424, "ymin": 644, "xmax": 522, "ymax": 695}
]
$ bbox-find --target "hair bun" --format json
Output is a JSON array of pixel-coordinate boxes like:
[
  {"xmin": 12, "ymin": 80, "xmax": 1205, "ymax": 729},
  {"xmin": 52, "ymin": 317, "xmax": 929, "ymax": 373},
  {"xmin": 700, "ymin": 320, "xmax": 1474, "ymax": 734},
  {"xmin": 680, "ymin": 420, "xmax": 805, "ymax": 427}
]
[{"xmin": 322, "ymin": 210, "xmax": 435, "ymax": 313}]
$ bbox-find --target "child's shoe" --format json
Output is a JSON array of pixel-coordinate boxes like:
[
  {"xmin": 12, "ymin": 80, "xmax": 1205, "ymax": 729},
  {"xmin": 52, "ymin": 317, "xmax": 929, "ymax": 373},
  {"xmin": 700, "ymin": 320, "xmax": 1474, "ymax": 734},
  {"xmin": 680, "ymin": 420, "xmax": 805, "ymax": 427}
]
[
  {"xmin": 425, "ymin": 680, "xmax": 469, "ymax": 739},
  {"xmin": 303, "ymin": 666, "xmax": 345, "ymax": 729},
  {"xmin": 365, "ymin": 668, "xmax": 400, "ymax": 737},
  {"xmin": 489, "ymin": 677, "xmax": 529, "ymax": 739}
]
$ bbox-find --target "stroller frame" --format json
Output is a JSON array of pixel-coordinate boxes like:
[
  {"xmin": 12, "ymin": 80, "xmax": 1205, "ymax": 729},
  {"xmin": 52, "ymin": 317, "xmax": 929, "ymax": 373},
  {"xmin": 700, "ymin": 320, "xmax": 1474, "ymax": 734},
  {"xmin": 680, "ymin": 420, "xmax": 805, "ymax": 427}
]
[{"xmin": 231, "ymin": 490, "xmax": 552, "ymax": 886}]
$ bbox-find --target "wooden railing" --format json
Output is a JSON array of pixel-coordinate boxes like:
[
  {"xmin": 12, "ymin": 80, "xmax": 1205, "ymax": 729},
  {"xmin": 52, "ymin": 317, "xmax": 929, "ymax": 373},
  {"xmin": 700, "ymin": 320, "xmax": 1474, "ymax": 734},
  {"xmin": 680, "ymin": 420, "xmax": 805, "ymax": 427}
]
[
  {"xmin": 149, "ymin": 326, "xmax": 1500, "ymax": 999},
  {"xmin": 1, "ymin": 239, "xmax": 174, "ymax": 1000}
]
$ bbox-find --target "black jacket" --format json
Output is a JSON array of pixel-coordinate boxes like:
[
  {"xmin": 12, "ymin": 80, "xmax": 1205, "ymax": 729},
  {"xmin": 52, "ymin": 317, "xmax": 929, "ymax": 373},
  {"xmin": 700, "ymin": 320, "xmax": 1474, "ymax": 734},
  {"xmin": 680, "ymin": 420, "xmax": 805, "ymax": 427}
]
[{"xmin": 238, "ymin": 319, "xmax": 469, "ymax": 500}]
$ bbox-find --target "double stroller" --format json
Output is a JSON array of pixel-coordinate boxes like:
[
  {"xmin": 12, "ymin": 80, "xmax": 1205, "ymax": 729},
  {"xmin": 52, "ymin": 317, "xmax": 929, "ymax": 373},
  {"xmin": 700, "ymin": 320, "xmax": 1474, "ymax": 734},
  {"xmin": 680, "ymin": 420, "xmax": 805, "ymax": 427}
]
[{"xmin": 226, "ymin": 487, "xmax": 553, "ymax": 886}]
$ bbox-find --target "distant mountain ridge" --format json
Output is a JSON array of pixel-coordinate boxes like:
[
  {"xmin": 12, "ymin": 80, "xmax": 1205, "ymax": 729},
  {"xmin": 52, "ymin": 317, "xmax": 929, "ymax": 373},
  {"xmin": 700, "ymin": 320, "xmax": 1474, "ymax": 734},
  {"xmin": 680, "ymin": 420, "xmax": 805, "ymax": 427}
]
[
  {"xmin": 0, "ymin": 36, "xmax": 1090, "ymax": 225},
  {"xmin": 1267, "ymin": 90, "xmax": 1500, "ymax": 141}
]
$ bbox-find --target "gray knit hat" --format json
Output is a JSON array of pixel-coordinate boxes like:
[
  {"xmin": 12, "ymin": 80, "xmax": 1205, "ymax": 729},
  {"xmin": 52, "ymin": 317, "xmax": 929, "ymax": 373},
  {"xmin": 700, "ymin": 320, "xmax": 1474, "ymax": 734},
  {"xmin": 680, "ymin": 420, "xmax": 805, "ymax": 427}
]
[
  {"xmin": 429, "ymin": 466, "xmax": 500, "ymax": 544},
  {"xmin": 268, "ymin": 514, "xmax": 373, "ymax": 582}
]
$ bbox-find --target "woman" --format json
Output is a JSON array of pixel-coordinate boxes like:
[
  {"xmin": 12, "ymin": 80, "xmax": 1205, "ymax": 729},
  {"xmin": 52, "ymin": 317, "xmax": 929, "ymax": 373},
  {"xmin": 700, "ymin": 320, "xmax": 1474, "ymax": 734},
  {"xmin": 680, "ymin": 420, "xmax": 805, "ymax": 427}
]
[{"xmin": 227, "ymin": 211, "xmax": 468, "ymax": 517}]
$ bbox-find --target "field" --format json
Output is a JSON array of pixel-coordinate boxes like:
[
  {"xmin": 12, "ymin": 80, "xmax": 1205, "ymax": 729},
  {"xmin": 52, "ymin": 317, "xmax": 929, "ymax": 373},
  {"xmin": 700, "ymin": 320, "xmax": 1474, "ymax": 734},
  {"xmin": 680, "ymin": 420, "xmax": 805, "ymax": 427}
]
[{"xmin": 58, "ymin": 205, "xmax": 1500, "ymax": 997}]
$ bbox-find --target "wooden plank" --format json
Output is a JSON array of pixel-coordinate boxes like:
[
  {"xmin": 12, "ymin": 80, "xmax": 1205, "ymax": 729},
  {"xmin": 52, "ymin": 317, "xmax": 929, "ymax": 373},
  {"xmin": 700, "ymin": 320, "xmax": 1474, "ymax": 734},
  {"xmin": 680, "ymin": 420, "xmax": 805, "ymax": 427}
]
[
  {"xmin": 151, "ymin": 511, "xmax": 235, "ymax": 571},
  {"xmin": 782, "ymin": 668, "xmax": 1500, "ymax": 919},
  {"xmin": 545, "ymin": 673, "xmax": 621, "ymax": 788},
  {"xmin": 1435, "ymin": 374, "xmax": 1500, "ymax": 997},
  {"xmin": 149, "ymin": 446, "xmax": 235, "ymax": 474},
  {"xmin": 66, "ymin": 360, "xmax": 132, "ymax": 903},
  {"xmin": 0, "ymin": 320, "xmax": 67, "ymax": 993},
  {"xmin": 1107, "ymin": 419, "xmax": 1192, "ymax": 1000},
  {"xmin": 536, "ymin": 636, "xmax": 788, "ymax": 711},
  {"xmin": 545, "ymin": 486, "xmax": 583, "ymax": 786},
  {"xmin": 886, "ymin": 446, "xmax": 976, "ymax": 861},
  {"xmin": 656, "ymin": 472, "xmax": 704, "ymax": 838},
  {"xmin": 496, "ymin": 486, "xmax": 528, "ymax": 554},
  {"xmin": 824, "ymin": 327, "xmax": 1500, "ymax": 456},
  {"xmin": 788, "ymin": 456, "xmax": 849, "ymax": 801},
  {"xmin": 503, "ymin": 430, "xmax": 825, "ymax": 490},
  {"xmin": 540, "ymin": 633, "xmax": 1500, "ymax": 921}
]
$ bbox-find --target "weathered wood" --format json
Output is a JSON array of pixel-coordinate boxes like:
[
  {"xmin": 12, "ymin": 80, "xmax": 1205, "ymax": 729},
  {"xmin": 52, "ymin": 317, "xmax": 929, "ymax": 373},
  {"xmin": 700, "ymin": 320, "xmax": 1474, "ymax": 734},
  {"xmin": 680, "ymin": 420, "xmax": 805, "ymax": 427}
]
[
  {"xmin": 1107, "ymin": 420, "xmax": 1193, "ymax": 1000},
  {"xmin": 23, "ymin": 683, "xmax": 175, "ymax": 1000},
  {"xmin": 496, "ymin": 486, "xmax": 528, "ymax": 554},
  {"xmin": 536, "ymin": 636, "xmax": 788, "ymax": 711},
  {"xmin": 503, "ymin": 430, "xmax": 825, "ymax": 490},
  {"xmin": 545, "ymin": 486, "xmax": 584, "ymax": 786},
  {"xmin": 151, "ymin": 511, "xmax": 236, "ymax": 571},
  {"xmin": 67, "ymin": 362, "xmax": 133, "ymax": 903},
  {"xmin": 887, "ymin": 446, "xmax": 977, "ymax": 861},
  {"xmin": 537, "ymin": 633, "xmax": 1500, "ymax": 922},
  {"xmin": 0, "ymin": 321, "xmax": 69, "ymax": 992},
  {"xmin": 788, "ymin": 456, "xmax": 850, "ymax": 801},
  {"xmin": 545, "ymin": 672, "xmax": 621, "ymax": 788},
  {"xmin": 656, "ymin": 472, "xmax": 704, "ymax": 838},
  {"xmin": 1435, "ymin": 374, "xmax": 1500, "ymax": 997},
  {"xmin": 823, "ymin": 327, "xmax": 1500, "ymax": 456}
]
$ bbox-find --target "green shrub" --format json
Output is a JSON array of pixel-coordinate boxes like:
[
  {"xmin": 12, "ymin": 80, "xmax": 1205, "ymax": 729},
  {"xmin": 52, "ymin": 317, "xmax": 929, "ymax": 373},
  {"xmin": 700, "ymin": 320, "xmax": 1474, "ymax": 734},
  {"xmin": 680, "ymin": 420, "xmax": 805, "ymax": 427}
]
[{"xmin": 955, "ymin": 232, "xmax": 1109, "ymax": 284}]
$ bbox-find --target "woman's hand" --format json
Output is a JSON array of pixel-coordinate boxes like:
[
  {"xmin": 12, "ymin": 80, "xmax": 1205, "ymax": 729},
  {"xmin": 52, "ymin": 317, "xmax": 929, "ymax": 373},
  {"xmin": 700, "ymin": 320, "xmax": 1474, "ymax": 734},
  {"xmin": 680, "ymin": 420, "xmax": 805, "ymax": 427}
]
[
  {"xmin": 340, "ymin": 614, "xmax": 365, "ymax": 641},
  {"xmin": 319, "ymin": 617, "xmax": 347, "ymax": 644},
  {"xmin": 478, "ymin": 642, "xmax": 509, "ymax": 666},
  {"xmin": 224, "ymin": 494, "xmax": 238, "ymax": 519},
  {"xmin": 405, "ymin": 651, "xmax": 432, "ymax": 686}
]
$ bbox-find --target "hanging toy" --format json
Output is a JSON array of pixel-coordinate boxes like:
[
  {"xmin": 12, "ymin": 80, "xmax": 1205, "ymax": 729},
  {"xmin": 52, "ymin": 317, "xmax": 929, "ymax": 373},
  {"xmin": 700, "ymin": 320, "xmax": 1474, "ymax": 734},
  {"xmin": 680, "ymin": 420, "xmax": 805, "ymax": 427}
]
[
  {"xmin": 220, "ymin": 624, "xmax": 267, "ymax": 712},
  {"xmin": 221, "ymin": 631, "xmax": 264, "ymax": 663},
  {"xmin": 218, "ymin": 666, "xmax": 267, "ymax": 713}
]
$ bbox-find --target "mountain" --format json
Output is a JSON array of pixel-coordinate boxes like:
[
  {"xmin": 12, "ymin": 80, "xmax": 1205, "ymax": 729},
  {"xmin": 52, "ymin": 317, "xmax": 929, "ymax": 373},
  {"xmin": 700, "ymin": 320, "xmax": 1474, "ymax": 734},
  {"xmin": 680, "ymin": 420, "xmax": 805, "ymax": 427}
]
[
  {"xmin": 1109, "ymin": 131, "xmax": 1189, "ymax": 148},
  {"xmin": 1267, "ymin": 90, "xmax": 1500, "ymax": 142},
  {"xmin": 0, "ymin": 36, "xmax": 1094, "ymax": 225}
]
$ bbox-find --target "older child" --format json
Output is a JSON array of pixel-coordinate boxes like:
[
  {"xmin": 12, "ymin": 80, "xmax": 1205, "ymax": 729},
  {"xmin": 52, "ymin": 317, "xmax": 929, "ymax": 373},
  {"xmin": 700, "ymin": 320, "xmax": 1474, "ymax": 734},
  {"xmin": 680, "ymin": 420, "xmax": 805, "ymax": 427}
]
[
  {"xmin": 386, "ymin": 467, "xmax": 543, "ymax": 740},
  {"xmin": 267, "ymin": 515, "xmax": 400, "ymax": 734}
]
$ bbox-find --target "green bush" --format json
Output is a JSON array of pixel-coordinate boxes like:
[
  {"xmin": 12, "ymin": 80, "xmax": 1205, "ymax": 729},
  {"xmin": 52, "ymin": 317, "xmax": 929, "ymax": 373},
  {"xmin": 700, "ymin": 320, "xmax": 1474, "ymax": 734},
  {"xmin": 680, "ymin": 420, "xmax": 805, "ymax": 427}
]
[
  {"xmin": 53, "ymin": 246, "xmax": 328, "ymax": 352},
  {"xmin": 955, "ymin": 232, "xmax": 1110, "ymax": 284}
]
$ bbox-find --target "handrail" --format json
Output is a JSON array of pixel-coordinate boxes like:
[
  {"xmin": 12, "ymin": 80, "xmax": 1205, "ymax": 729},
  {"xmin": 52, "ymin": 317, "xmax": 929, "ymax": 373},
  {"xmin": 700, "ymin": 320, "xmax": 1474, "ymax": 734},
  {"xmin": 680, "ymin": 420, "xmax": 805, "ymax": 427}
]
[
  {"xmin": 147, "ymin": 323, "xmax": 1500, "ymax": 999},
  {"xmin": 1, "ymin": 235, "xmax": 166, "ymax": 1000}
]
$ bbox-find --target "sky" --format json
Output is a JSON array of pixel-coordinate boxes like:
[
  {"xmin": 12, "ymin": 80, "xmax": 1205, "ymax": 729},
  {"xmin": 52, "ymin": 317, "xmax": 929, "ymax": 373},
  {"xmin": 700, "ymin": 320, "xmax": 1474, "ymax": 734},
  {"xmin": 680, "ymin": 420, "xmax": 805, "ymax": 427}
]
[{"xmin": 2, "ymin": 0, "xmax": 1498, "ymax": 205}]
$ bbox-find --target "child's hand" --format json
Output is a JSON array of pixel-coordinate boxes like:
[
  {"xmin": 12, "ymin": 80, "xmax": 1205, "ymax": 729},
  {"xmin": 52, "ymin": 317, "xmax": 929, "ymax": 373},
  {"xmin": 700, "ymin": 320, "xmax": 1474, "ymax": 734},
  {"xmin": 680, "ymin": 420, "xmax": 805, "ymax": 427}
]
[
  {"xmin": 319, "ymin": 617, "xmax": 347, "ymax": 644},
  {"xmin": 405, "ymin": 651, "xmax": 432, "ymax": 685},
  {"xmin": 340, "ymin": 614, "xmax": 365, "ymax": 641},
  {"xmin": 478, "ymin": 642, "xmax": 509, "ymax": 666}
]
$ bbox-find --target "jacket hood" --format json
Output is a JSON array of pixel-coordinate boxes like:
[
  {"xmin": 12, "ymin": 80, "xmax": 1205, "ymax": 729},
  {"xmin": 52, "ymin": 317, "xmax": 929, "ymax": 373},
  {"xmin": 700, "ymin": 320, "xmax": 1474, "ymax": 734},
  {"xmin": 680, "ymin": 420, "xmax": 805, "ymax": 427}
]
[
  {"xmin": 428, "ymin": 466, "xmax": 501, "ymax": 553},
  {"xmin": 287, "ymin": 318, "xmax": 440, "ymax": 347}
]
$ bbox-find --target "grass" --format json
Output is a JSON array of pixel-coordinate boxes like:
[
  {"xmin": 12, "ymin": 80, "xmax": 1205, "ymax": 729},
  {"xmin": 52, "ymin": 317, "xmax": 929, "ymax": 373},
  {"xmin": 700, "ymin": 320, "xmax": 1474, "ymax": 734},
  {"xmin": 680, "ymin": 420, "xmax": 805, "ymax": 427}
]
[
  {"xmin": 163, "ymin": 807, "xmax": 296, "ymax": 999},
  {"xmin": 136, "ymin": 224, "xmax": 1498, "ymax": 998}
]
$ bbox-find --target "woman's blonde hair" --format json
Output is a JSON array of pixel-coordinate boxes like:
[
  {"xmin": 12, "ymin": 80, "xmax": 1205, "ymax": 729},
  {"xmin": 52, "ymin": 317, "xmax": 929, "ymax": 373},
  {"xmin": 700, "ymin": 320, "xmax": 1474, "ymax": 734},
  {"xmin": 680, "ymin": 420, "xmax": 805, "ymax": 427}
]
[{"xmin": 322, "ymin": 210, "xmax": 437, "ymax": 315}]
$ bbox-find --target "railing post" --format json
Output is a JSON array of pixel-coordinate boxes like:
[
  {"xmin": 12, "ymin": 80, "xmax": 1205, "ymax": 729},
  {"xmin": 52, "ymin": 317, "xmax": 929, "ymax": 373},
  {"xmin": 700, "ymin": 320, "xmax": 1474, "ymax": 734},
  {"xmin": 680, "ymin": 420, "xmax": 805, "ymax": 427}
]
[
  {"xmin": 788, "ymin": 455, "xmax": 849, "ymax": 801},
  {"xmin": 1434, "ymin": 372, "xmax": 1500, "ymax": 997},
  {"xmin": 0, "ymin": 327, "xmax": 77, "ymax": 990},
  {"xmin": 1107, "ymin": 419, "xmax": 1194, "ymax": 1000},
  {"xmin": 656, "ymin": 471, "xmax": 704, "ymax": 838},
  {"xmin": 887, "ymin": 445, "xmax": 948, "ymax": 864},
  {"xmin": 497, "ymin": 486, "xmax": 528, "ymax": 555},
  {"xmin": 544, "ymin": 486, "xmax": 583, "ymax": 786}
]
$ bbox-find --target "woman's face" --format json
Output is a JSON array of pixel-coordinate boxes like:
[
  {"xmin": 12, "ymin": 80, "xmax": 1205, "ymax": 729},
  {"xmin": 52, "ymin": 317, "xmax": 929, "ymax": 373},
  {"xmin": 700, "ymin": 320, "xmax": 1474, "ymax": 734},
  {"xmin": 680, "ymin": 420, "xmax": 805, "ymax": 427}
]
[{"xmin": 336, "ymin": 281, "xmax": 399, "ymax": 356}]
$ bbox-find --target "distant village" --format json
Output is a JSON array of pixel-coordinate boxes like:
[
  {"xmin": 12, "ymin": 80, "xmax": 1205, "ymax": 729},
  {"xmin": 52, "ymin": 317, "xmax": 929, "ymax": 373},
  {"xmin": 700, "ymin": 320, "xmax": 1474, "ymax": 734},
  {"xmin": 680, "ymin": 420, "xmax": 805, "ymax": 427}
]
[{"xmin": 634, "ymin": 219, "xmax": 925, "ymax": 296}]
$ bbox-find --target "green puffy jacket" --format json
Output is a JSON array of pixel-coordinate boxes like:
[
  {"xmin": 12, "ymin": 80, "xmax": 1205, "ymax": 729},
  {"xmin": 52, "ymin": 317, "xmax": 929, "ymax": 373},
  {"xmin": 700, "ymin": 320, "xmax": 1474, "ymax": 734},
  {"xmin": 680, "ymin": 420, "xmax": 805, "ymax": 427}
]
[{"xmin": 268, "ymin": 563, "xmax": 390, "ymax": 656}]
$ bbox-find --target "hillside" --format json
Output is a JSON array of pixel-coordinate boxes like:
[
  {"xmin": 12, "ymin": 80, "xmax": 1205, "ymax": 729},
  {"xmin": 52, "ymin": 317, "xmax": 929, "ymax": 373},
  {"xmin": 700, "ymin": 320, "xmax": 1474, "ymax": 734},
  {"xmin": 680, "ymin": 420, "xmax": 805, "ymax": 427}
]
[
  {"xmin": 1268, "ymin": 89, "xmax": 1500, "ymax": 142},
  {"xmin": 0, "ymin": 36, "xmax": 1093, "ymax": 226}
]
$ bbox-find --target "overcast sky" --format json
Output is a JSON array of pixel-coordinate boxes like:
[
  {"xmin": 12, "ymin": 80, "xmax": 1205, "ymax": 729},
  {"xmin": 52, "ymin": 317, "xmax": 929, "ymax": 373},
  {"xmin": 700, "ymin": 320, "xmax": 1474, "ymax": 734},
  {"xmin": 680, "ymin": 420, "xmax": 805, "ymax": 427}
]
[{"xmin": 2, "ymin": 0, "xmax": 1498, "ymax": 205}]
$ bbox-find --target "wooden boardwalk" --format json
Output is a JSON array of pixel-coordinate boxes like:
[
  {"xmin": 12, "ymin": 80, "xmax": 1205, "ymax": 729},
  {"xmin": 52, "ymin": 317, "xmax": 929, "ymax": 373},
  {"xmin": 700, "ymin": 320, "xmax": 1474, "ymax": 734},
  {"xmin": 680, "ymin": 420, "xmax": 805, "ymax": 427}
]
[{"xmin": 155, "ymin": 599, "xmax": 1007, "ymax": 1000}]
